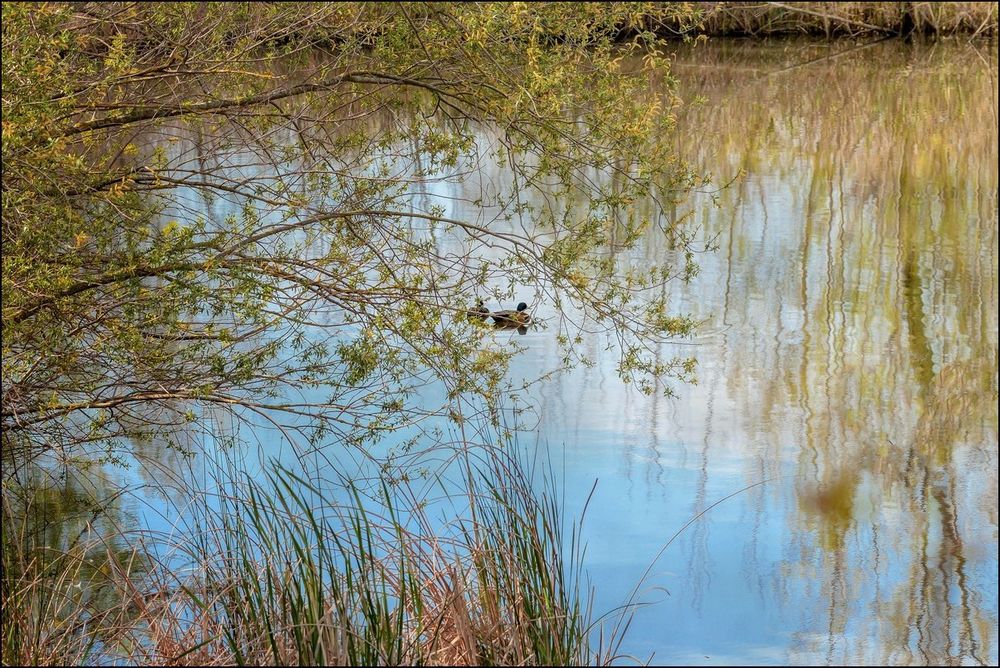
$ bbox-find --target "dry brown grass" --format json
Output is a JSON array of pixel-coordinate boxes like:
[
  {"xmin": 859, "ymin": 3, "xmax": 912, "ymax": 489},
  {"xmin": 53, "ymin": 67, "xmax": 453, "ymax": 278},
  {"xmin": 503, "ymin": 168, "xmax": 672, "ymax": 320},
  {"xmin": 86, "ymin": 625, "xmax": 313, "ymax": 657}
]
[{"xmin": 686, "ymin": 2, "xmax": 998, "ymax": 37}]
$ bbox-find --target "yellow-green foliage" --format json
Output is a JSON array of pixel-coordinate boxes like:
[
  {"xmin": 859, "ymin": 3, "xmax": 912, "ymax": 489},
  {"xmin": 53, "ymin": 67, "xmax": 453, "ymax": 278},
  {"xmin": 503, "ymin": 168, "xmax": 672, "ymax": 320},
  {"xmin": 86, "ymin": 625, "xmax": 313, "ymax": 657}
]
[{"xmin": 2, "ymin": 2, "xmax": 705, "ymax": 461}]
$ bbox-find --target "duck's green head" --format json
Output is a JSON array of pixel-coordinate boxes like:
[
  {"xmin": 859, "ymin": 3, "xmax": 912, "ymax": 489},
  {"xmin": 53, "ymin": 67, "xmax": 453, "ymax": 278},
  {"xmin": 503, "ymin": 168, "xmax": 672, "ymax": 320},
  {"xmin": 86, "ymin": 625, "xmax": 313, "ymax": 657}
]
[{"xmin": 516, "ymin": 302, "xmax": 528, "ymax": 312}]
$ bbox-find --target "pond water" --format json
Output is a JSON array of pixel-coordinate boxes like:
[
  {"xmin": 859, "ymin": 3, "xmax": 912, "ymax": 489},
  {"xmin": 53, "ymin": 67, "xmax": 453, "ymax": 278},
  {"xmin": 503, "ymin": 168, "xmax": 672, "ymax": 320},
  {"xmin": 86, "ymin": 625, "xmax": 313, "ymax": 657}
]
[
  {"xmin": 520, "ymin": 38, "xmax": 999, "ymax": 665},
  {"xmin": 81, "ymin": 37, "xmax": 998, "ymax": 665}
]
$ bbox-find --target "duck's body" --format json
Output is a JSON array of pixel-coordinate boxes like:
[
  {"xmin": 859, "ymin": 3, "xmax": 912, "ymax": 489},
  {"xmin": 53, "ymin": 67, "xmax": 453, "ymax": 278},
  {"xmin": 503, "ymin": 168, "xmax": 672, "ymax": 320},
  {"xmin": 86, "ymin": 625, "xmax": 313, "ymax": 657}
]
[
  {"xmin": 490, "ymin": 302, "xmax": 531, "ymax": 327},
  {"xmin": 466, "ymin": 299, "xmax": 489, "ymax": 322}
]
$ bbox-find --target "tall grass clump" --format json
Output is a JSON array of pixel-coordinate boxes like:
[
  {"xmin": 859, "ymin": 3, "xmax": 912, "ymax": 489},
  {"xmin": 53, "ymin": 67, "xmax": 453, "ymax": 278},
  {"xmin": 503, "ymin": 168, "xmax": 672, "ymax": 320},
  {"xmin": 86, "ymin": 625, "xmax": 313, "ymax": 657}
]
[
  {"xmin": 1, "ymin": 510, "xmax": 95, "ymax": 666},
  {"xmin": 146, "ymin": 448, "xmax": 600, "ymax": 666},
  {"xmin": 1, "ymin": 471, "xmax": 143, "ymax": 666},
  {"xmin": 1, "ymin": 442, "xmax": 618, "ymax": 666}
]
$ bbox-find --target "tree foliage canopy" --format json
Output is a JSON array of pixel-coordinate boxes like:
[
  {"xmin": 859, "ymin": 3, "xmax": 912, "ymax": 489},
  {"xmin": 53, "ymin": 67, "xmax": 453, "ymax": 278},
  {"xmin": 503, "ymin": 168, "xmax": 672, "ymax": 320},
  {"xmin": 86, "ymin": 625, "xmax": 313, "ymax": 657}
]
[{"xmin": 2, "ymin": 2, "xmax": 705, "ymax": 461}]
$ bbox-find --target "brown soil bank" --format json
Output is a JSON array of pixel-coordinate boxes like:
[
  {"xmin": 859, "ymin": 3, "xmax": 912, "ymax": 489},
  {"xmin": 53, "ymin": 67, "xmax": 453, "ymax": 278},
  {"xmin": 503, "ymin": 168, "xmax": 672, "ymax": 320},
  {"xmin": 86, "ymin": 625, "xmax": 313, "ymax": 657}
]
[{"xmin": 670, "ymin": 2, "xmax": 997, "ymax": 38}]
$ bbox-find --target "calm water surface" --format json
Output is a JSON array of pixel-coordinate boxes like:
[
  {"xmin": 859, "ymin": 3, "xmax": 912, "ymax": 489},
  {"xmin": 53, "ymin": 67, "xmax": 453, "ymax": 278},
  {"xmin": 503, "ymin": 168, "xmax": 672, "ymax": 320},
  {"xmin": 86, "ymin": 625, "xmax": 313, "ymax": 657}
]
[
  {"xmin": 533, "ymin": 43, "xmax": 997, "ymax": 664},
  {"xmin": 115, "ymin": 38, "xmax": 997, "ymax": 665},
  {"xmin": 519, "ymin": 39, "xmax": 998, "ymax": 665}
]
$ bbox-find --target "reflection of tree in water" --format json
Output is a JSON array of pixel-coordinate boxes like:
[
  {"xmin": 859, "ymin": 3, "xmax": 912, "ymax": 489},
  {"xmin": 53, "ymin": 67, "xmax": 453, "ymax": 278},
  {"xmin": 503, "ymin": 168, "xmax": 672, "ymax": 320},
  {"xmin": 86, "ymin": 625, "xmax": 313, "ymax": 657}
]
[
  {"xmin": 2, "ymin": 459, "xmax": 143, "ymax": 623},
  {"xmin": 659, "ymin": 39, "xmax": 998, "ymax": 663}
]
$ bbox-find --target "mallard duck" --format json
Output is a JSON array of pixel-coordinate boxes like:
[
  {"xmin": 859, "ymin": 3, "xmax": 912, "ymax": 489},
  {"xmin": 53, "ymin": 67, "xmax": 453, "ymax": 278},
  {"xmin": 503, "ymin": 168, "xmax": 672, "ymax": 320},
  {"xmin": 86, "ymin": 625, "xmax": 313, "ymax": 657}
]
[
  {"xmin": 490, "ymin": 302, "xmax": 531, "ymax": 327},
  {"xmin": 466, "ymin": 298, "xmax": 489, "ymax": 322}
]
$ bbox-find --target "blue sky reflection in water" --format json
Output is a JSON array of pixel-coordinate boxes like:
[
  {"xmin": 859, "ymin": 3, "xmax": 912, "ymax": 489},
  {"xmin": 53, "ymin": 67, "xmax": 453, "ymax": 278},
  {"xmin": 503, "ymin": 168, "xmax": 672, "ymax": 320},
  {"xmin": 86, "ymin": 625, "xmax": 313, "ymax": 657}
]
[{"xmin": 121, "ymin": 38, "xmax": 997, "ymax": 665}]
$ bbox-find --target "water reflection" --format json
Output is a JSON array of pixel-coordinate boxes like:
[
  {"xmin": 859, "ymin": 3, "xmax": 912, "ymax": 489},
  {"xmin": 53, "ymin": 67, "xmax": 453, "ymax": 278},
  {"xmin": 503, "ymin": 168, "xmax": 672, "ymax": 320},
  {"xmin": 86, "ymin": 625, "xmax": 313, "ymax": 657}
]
[
  {"xmin": 100, "ymin": 38, "xmax": 998, "ymax": 665},
  {"xmin": 504, "ymin": 38, "xmax": 997, "ymax": 664}
]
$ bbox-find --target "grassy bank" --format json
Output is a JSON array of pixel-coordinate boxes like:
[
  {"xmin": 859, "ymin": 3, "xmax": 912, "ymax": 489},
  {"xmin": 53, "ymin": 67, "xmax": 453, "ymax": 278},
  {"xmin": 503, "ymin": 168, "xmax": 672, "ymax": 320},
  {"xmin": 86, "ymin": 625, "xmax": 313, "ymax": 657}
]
[
  {"xmin": 2, "ymin": 446, "xmax": 622, "ymax": 666},
  {"xmin": 678, "ymin": 2, "xmax": 997, "ymax": 37}
]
